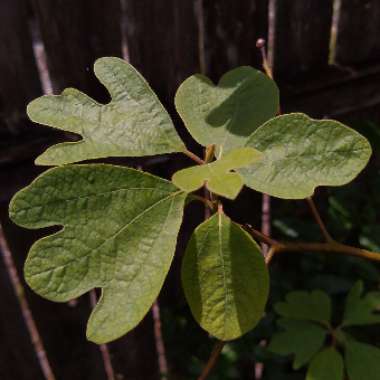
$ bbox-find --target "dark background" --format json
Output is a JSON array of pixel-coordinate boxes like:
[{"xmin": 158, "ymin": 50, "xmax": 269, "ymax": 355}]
[{"xmin": 1, "ymin": 1, "xmax": 380, "ymax": 379}]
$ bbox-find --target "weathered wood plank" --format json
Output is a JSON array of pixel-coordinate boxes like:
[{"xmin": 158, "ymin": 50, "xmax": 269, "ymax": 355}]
[
  {"xmin": 124, "ymin": 0, "xmax": 200, "ymax": 105},
  {"xmin": 0, "ymin": 0, "xmax": 42, "ymax": 134},
  {"xmin": 271, "ymin": 0, "xmax": 334, "ymax": 82},
  {"xmin": 202, "ymin": 0, "xmax": 268, "ymax": 81},
  {"xmin": 282, "ymin": 65, "xmax": 380, "ymax": 118},
  {"xmin": 32, "ymin": 0, "xmax": 122, "ymax": 99},
  {"xmin": 335, "ymin": 0, "xmax": 380, "ymax": 65}
]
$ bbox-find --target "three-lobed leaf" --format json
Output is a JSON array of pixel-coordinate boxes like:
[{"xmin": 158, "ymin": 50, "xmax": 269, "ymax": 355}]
[
  {"xmin": 268, "ymin": 319, "xmax": 327, "ymax": 370},
  {"xmin": 274, "ymin": 290, "xmax": 331, "ymax": 325},
  {"xmin": 181, "ymin": 211, "xmax": 269, "ymax": 340},
  {"xmin": 10, "ymin": 165, "xmax": 186, "ymax": 343},
  {"xmin": 27, "ymin": 57, "xmax": 185, "ymax": 165},
  {"xmin": 172, "ymin": 147, "xmax": 262, "ymax": 199},
  {"xmin": 239, "ymin": 113, "xmax": 372, "ymax": 199},
  {"xmin": 306, "ymin": 348, "xmax": 344, "ymax": 380},
  {"xmin": 175, "ymin": 66, "xmax": 279, "ymax": 156},
  {"xmin": 342, "ymin": 280, "xmax": 380, "ymax": 327}
]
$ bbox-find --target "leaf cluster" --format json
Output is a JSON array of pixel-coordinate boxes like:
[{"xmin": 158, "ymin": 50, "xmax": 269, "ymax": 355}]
[
  {"xmin": 269, "ymin": 282, "xmax": 380, "ymax": 380},
  {"xmin": 9, "ymin": 57, "xmax": 372, "ymax": 345}
]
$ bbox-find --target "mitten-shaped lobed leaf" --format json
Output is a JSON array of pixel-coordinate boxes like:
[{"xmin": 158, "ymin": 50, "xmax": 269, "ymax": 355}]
[
  {"xmin": 306, "ymin": 348, "xmax": 344, "ymax": 380},
  {"xmin": 175, "ymin": 66, "xmax": 279, "ymax": 156},
  {"xmin": 342, "ymin": 280, "xmax": 380, "ymax": 326},
  {"xmin": 274, "ymin": 290, "xmax": 331, "ymax": 325},
  {"xmin": 181, "ymin": 211, "xmax": 269, "ymax": 340},
  {"xmin": 269, "ymin": 319, "xmax": 327, "ymax": 370},
  {"xmin": 172, "ymin": 147, "xmax": 262, "ymax": 199},
  {"xmin": 9, "ymin": 165, "xmax": 186, "ymax": 343},
  {"xmin": 27, "ymin": 57, "xmax": 185, "ymax": 165},
  {"xmin": 239, "ymin": 113, "xmax": 372, "ymax": 199}
]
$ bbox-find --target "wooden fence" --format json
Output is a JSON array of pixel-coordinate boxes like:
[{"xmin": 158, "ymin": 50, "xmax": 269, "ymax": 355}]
[{"xmin": 1, "ymin": 1, "xmax": 380, "ymax": 379}]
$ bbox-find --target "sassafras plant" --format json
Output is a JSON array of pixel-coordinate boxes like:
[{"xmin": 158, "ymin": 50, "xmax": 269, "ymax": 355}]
[{"xmin": 9, "ymin": 57, "xmax": 377, "ymax": 367}]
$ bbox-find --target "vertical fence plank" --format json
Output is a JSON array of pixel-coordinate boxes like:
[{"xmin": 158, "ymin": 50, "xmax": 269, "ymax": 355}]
[
  {"xmin": 32, "ymin": 0, "xmax": 122, "ymax": 98},
  {"xmin": 0, "ymin": 0, "xmax": 42, "ymax": 134},
  {"xmin": 202, "ymin": 0, "xmax": 268, "ymax": 81},
  {"xmin": 271, "ymin": 0, "xmax": 333, "ymax": 82},
  {"xmin": 335, "ymin": 0, "xmax": 380, "ymax": 65},
  {"xmin": 124, "ymin": 0, "xmax": 200, "ymax": 105}
]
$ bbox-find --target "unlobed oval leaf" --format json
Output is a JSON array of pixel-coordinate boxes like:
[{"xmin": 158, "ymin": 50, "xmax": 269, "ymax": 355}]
[
  {"xmin": 175, "ymin": 66, "xmax": 279, "ymax": 156},
  {"xmin": 27, "ymin": 57, "xmax": 185, "ymax": 166},
  {"xmin": 306, "ymin": 347, "xmax": 344, "ymax": 380},
  {"xmin": 181, "ymin": 211, "xmax": 269, "ymax": 340},
  {"xmin": 9, "ymin": 164, "xmax": 186, "ymax": 343},
  {"xmin": 239, "ymin": 113, "xmax": 372, "ymax": 199},
  {"xmin": 172, "ymin": 147, "xmax": 262, "ymax": 199}
]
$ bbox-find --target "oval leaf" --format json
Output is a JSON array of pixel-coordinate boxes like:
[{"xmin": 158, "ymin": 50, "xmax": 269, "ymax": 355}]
[
  {"xmin": 175, "ymin": 66, "xmax": 279, "ymax": 156},
  {"xmin": 306, "ymin": 348, "xmax": 344, "ymax": 380},
  {"xmin": 172, "ymin": 147, "xmax": 262, "ymax": 199},
  {"xmin": 181, "ymin": 211, "xmax": 269, "ymax": 340},
  {"xmin": 239, "ymin": 113, "xmax": 372, "ymax": 199},
  {"xmin": 10, "ymin": 165, "xmax": 186, "ymax": 343},
  {"xmin": 27, "ymin": 57, "xmax": 185, "ymax": 165}
]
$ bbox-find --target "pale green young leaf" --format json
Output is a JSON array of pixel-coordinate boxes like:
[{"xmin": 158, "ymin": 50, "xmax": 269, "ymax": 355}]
[
  {"xmin": 306, "ymin": 348, "xmax": 344, "ymax": 380},
  {"xmin": 268, "ymin": 319, "xmax": 327, "ymax": 370},
  {"xmin": 239, "ymin": 113, "xmax": 372, "ymax": 199},
  {"xmin": 175, "ymin": 66, "xmax": 279, "ymax": 157},
  {"xmin": 27, "ymin": 57, "xmax": 185, "ymax": 165},
  {"xmin": 9, "ymin": 165, "xmax": 186, "ymax": 343},
  {"xmin": 172, "ymin": 147, "xmax": 262, "ymax": 199},
  {"xmin": 342, "ymin": 280, "xmax": 380, "ymax": 327},
  {"xmin": 181, "ymin": 211, "xmax": 269, "ymax": 340},
  {"xmin": 274, "ymin": 290, "xmax": 331, "ymax": 325},
  {"xmin": 345, "ymin": 340, "xmax": 380, "ymax": 380}
]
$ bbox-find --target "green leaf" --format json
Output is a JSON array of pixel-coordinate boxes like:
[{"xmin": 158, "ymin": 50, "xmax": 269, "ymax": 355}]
[
  {"xmin": 181, "ymin": 211, "xmax": 269, "ymax": 340},
  {"xmin": 274, "ymin": 290, "xmax": 331, "ymax": 325},
  {"xmin": 269, "ymin": 319, "xmax": 327, "ymax": 369},
  {"xmin": 175, "ymin": 66, "xmax": 279, "ymax": 156},
  {"xmin": 239, "ymin": 113, "xmax": 372, "ymax": 199},
  {"xmin": 306, "ymin": 348, "xmax": 344, "ymax": 380},
  {"xmin": 172, "ymin": 147, "xmax": 262, "ymax": 199},
  {"xmin": 27, "ymin": 57, "xmax": 185, "ymax": 166},
  {"xmin": 9, "ymin": 165, "xmax": 186, "ymax": 343},
  {"xmin": 342, "ymin": 281, "xmax": 380, "ymax": 327},
  {"xmin": 345, "ymin": 340, "xmax": 380, "ymax": 380}
]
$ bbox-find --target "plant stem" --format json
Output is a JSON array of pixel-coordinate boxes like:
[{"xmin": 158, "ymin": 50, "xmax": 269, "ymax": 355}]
[
  {"xmin": 190, "ymin": 195, "xmax": 216, "ymax": 211},
  {"xmin": 269, "ymin": 241, "xmax": 380, "ymax": 264},
  {"xmin": 0, "ymin": 224, "xmax": 56, "ymax": 380},
  {"xmin": 183, "ymin": 149, "xmax": 205, "ymax": 165},
  {"xmin": 151, "ymin": 300, "xmax": 169, "ymax": 380},
  {"xmin": 306, "ymin": 197, "xmax": 334, "ymax": 242},
  {"xmin": 244, "ymin": 224, "xmax": 279, "ymax": 246},
  {"xmin": 197, "ymin": 341, "xmax": 225, "ymax": 380}
]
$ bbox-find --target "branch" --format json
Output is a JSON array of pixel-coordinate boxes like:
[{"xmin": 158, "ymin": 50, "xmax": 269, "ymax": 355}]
[
  {"xmin": 152, "ymin": 300, "xmax": 169, "ymax": 380},
  {"xmin": 306, "ymin": 197, "xmax": 333, "ymax": 242},
  {"xmin": 0, "ymin": 224, "xmax": 56, "ymax": 380},
  {"xmin": 269, "ymin": 241, "xmax": 380, "ymax": 264},
  {"xmin": 197, "ymin": 341, "xmax": 225, "ymax": 380},
  {"xmin": 183, "ymin": 149, "xmax": 205, "ymax": 165}
]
